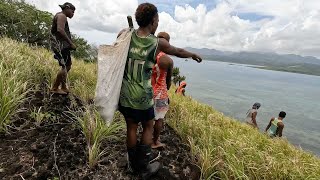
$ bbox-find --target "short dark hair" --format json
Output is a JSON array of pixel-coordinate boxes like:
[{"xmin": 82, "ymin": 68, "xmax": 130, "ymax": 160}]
[
  {"xmin": 157, "ymin": 32, "xmax": 170, "ymax": 42},
  {"xmin": 135, "ymin": 3, "xmax": 158, "ymax": 27},
  {"xmin": 279, "ymin": 111, "xmax": 286, "ymax": 118},
  {"xmin": 59, "ymin": 2, "xmax": 76, "ymax": 10}
]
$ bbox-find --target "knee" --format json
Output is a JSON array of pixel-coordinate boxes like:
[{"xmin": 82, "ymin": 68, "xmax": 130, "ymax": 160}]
[
  {"xmin": 126, "ymin": 118, "xmax": 138, "ymax": 132},
  {"xmin": 155, "ymin": 120, "xmax": 162, "ymax": 128},
  {"xmin": 143, "ymin": 119, "xmax": 154, "ymax": 130},
  {"xmin": 58, "ymin": 68, "xmax": 66, "ymax": 76}
]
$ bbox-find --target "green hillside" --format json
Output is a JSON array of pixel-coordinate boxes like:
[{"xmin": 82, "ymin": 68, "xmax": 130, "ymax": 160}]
[{"xmin": 1, "ymin": 38, "xmax": 320, "ymax": 179}]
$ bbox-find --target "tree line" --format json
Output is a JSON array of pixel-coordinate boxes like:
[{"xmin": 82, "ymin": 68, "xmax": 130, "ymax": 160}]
[{"xmin": 0, "ymin": 0, "xmax": 97, "ymax": 62}]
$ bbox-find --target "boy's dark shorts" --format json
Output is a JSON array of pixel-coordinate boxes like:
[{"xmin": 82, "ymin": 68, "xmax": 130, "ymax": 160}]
[
  {"xmin": 119, "ymin": 104, "xmax": 155, "ymax": 124},
  {"xmin": 53, "ymin": 49, "xmax": 72, "ymax": 67}
]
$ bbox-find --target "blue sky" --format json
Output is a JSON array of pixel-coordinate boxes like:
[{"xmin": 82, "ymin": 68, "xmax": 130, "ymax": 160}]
[
  {"xmin": 233, "ymin": 13, "xmax": 273, "ymax": 21},
  {"xmin": 138, "ymin": 0, "xmax": 273, "ymax": 21},
  {"xmin": 139, "ymin": 0, "xmax": 218, "ymax": 14}
]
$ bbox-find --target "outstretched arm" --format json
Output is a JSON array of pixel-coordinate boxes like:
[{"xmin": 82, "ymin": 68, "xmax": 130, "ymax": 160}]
[{"xmin": 158, "ymin": 38, "xmax": 202, "ymax": 63}]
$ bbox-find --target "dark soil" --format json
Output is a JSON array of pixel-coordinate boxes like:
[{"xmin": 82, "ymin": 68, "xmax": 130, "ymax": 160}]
[{"xmin": 0, "ymin": 89, "xmax": 200, "ymax": 180}]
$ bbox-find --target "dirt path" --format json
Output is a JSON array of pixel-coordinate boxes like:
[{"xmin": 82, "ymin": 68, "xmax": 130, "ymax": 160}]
[{"xmin": 0, "ymin": 91, "xmax": 200, "ymax": 180}]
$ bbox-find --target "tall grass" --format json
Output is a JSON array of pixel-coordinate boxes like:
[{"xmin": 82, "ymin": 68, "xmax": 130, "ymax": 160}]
[
  {"xmin": 70, "ymin": 107, "xmax": 124, "ymax": 168},
  {"xmin": 0, "ymin": 62, "xmax": 28, "ymax": 131},
  {"xmin": 0, "ymin": 38, "xmax": 97, "ymax": 130},
  {"xmin": 167, "ymin": 91, "xmax": 320, "ymax": 179},
  {"xmin": 2, "ymin": 38, "xmax": 319, "ymax": 179},
  {"xmin": 0, "ymin": 38, "xmax": 125, "ymax": 169}
]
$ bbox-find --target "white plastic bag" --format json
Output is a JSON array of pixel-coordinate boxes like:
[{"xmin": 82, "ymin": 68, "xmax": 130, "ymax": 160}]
[{"xmin": 95, "ymin": 28, "xmax": 133, "ymax": 124}]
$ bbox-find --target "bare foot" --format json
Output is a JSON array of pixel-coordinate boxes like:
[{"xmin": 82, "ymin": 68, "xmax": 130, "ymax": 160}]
[
  {"xmin": 151, "ymin": 141, "xmax": 166, "ymax": 149},
  {"xmin": 51, "ymin": 89, "xmax": 67, "ymax": 95}
]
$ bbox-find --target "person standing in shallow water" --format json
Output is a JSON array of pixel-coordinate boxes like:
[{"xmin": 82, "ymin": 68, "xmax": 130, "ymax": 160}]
[
  {"xmin": 245, "ymin": 102, "xmax": 261, "ymax": 128},
  {"xmin": 117, "ymin": 3, "xmax": 202, "ymax": 179},
  {"xmin": 265, "ymin": 111, "xmax": 286, "ymax": 137},
  {"xmin": 50, "ymin": 2, "xmax": 76, "ymax": 95},
  {"xmin": 151, "ymin": 32, "xmax": 173, "ymax": 149}
]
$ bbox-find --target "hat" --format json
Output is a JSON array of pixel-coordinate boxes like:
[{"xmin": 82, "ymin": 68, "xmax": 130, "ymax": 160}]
[{"xmin": 59, "ymin": 2, "xmax": 75, "ymax": 10}]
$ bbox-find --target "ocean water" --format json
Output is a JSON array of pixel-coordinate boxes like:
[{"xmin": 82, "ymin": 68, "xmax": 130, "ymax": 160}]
[{"xmin": 174, "ymin": 59, "xmax": 320, "ymax": 156}]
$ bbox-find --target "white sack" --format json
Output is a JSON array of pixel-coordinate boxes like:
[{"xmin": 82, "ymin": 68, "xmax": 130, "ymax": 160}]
[{"xmin": 95, "ymin": 28, "xmax": 133, "ymax": 124}]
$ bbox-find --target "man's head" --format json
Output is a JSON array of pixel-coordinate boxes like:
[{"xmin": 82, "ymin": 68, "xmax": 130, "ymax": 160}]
[
  {"xmin": 135, "ymin": 3, "xmax": 158, "ymax": 34},
  {"xmin": 157, "ymin": 32, "xmax": 170, "ymax": 42},
  {"xmin": 279, "ymin": 111, "xmax": 286, "ymax": 119},
  {"xmin": 253, "ymin": 102, "xmax": 261, "ymax": 109},
  {"xmin": 59, "ymin": 2, "xmax": 75, "ymax": 18}
]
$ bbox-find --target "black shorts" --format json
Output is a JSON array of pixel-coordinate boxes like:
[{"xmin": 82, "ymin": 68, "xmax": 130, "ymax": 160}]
[
  {"xmin": 118, "ymin": 105, "xmax": 155, "ymax": 124},
  {"xmin": 53, "ymin": 49, "xmax": 72, "ymax": 67}
]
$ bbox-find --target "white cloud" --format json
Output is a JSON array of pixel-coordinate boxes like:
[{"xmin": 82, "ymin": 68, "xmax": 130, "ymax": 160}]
[
  {"xmin": 25, "ymin": 0, "xmax": 320, "ymax": 57},
  {"xmin": 157, "ymin": 2, "xmax": 254, "ymax": 51},
  {"xmin": 25, "ymin": 0, "xmax": 138, "ymax": 45},
  {"xmin": 156, "ymin": 0, "xmax": 320, "ymax": 57}
]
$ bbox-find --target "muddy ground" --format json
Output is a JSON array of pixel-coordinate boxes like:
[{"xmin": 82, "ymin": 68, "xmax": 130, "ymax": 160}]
[{"xmin": 0, "ymin": 89, "xmax": 200, "ymax": 180}]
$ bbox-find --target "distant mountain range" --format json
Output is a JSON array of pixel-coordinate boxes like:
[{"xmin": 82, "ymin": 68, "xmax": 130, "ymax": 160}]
[{"xmin": 185, "ymin": 47, "xmax": 320, "ymax": 76}]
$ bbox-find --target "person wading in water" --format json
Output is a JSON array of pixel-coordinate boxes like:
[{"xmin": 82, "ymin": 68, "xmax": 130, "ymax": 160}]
[
  {"xmin": 245, "ymin": 102, "xmax": 261, "ymax": 128},
  {"xmin": 265, "ymin": 111, "xmax": 286, "ymax": 137}
]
